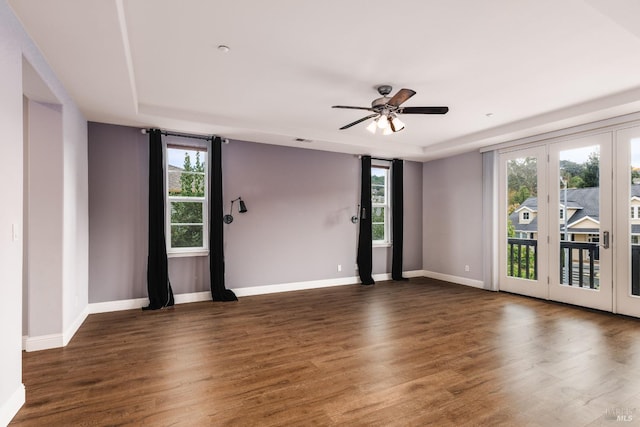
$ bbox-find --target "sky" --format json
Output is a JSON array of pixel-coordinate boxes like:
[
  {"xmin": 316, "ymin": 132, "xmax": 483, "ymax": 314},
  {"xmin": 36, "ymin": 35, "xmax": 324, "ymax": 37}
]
[
  {"xmin": 167, "ymin": 147, "xmax": 205, "ymax": 169},
  {"xmin": 560, "ymin": 139, "xmax": 640, "ymax": 168},
  {"xmin": 560, "ymin": 145, "xmax": 598, "ymax": 164},
  {"xmin": 632, "ymin": 138, "xmax": 640, "ymax": 168}
]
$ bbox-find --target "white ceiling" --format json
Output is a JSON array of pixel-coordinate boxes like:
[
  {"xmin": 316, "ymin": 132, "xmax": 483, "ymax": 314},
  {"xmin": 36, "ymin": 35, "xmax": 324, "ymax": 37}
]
[{"xmin": 9, "ymin": 0, "xmax": 640, "ymax": 161}]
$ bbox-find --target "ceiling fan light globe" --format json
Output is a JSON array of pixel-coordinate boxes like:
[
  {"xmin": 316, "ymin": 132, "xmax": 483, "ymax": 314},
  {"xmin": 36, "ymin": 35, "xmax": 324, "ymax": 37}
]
[
  {"xmin": 382, "ymin": 125, "xmax": 393, "ymax": 136},
  {"xmin": 377, "ymin": 115, "xmax": 389, "ymax": 130},
  {"xmin": 366, "ymin": 121, "xmax": 377, "ymax": 134},
  {"xmin": 391, "ymin": 116, "xmax": 405, "ymax": 132}
]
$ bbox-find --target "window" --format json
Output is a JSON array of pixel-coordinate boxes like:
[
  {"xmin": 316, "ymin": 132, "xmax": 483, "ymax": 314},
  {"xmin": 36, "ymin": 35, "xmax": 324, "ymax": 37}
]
[
  {"xmin": 560, "ymin": 208, "xmax": 564, "ymax": 220},
  {"xmin": 371, "ymin": 166, "xmax": 390, "ymax": 244},
  {"xmin": 632, "ymin": 206, "xmax": 639, "ymax": 219},
  {"xmin": 165, "ymin": 143, "xmax": 208, "ymax": 255},
  {"xmin": 522, "ymin": 211, "xmax": 530, "ymax": 220}
]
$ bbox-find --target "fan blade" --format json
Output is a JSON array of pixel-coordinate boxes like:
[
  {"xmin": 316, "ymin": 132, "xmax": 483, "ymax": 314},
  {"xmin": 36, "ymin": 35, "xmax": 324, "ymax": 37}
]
[
  {"xmin": 339, "ymin": 114, "xmax": 379, "ymax": 130},
  {"xmin": 399, "ymin": 106, "xmax": 449, "ymax": 114},
  {"xmin": 387, "ymin": 88, "xmax": 416, "ymax": 107},
  {"xmin": 332, "ymin": 105, "xmax": 375, "ymax": 112}
]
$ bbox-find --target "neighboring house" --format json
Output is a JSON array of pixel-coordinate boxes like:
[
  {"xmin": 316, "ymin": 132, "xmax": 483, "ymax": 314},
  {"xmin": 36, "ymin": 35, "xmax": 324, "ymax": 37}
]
[
  {"xmin": 167, "ymin": 165, "xmax": 183, "ymax": 194},
  {"xmin": 510, "ymin": 185, "xmax": 640, "ymax": 244}
]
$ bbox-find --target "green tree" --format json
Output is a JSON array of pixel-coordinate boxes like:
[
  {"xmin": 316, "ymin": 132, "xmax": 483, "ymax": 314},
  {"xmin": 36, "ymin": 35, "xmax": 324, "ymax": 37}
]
[
  {"xmin": 512, "ymin": 186, "xmax": 531, "ymax": 206},
  {"xmin": 171, "ymin": 151, "xmax": 206, "ymax": 248},
  {"xmin": 507, "ymin": 157, "xmax": 537, "ymax": 207},
  {"xmin": 569, "ymin": 175, "xmax": 584, "ymax": 188},
  {"xmin": 579, "ymin": 152, "xmax": 599, "ymax": 188},
  {"xmin": 559, "ymin": 160, "xmax": 584, "ymax": 179}
]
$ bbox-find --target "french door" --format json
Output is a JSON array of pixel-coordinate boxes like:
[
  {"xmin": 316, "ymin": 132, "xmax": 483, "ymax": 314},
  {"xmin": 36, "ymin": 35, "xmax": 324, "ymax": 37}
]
[
  {"xmin": 499, "ymin": 132, "xmax": 622, "ymax": 313},
  {"xmin": 548, "ymin": 133, "xmax": 613, "ymax": 311}
]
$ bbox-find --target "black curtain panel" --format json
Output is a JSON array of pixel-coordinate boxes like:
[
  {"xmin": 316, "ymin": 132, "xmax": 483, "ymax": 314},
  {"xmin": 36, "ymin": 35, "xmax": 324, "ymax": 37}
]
[
  {"xmin": 209, "ymin": 136, "xmax": 238, "ymax": 301},
  {"xmin": 391, "ymin": 159, "xmax": 408, "ymax": 281},
  {"xmin": 357, "ymin": 156, "xmax": 375, "ymax": 285},
  {"xmin": 144, "ymin": 129, "xmax": 175, "ymax": 310}
]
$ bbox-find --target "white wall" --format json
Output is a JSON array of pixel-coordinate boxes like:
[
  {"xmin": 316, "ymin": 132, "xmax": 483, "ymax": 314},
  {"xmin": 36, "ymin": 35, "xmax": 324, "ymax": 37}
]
[
  {"xmin": 0, "ymin": 0, "xmax": 88, "ymax": 423},
  {"xmin": 423, "ymin": 151, "xmax": 484, "ymax": 286},
  {"xmin": 26, "ymin": 101, "xmax": 64, "ymax": 337},
  {"xmin": 0, "ymin": 3, "xmax": 27, "ymax": 423}
]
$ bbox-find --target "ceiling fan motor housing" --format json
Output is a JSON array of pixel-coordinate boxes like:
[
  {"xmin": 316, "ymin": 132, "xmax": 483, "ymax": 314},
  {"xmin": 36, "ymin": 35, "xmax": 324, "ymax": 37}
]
[{"xmin": 371, "ymin": 97, "xmax": 391, "ymax": 110}]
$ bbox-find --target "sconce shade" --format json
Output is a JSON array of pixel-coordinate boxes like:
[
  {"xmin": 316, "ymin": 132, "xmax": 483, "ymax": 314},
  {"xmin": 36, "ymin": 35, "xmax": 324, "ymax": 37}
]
[{"xmin": 238, "ymin": 199, "xmax": 248, "ymax": 213}]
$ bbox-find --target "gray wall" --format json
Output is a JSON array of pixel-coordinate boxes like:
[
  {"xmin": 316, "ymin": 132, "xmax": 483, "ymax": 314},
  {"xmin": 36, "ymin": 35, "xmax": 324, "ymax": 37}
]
[
  {"xmin": 423, "ymin": 150, "xmax": 484, "ymax": 282},
  {"xmin": 88, "ymin": 123, "xmax": 149, "ymax": 302},
  {"xmin": 88, "ymin": 123, "xmax": 424, "ymax": 302}
]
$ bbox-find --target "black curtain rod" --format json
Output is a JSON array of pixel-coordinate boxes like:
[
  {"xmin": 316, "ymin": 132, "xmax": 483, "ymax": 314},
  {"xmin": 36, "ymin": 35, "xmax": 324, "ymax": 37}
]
[
  {"xmin": 143, "ymin": 128, "xmax": 215, "ymax": 142},
  {"xmin": 359, "ymin": 155, "xmax": 397, "ymax": 162}
]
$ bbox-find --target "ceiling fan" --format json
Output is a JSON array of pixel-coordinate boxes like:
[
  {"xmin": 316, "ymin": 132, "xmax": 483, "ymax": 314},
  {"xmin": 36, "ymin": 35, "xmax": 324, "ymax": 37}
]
[{"xmin": 332, "ymin": 85, "xmax": 448, "ymax": 134}]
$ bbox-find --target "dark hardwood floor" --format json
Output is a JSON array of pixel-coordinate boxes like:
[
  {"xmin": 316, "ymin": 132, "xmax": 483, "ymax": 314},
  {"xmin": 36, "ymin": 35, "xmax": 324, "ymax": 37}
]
[{"xmin": 10, "ymin": 278, "xmax": 640, "ymax": 426}]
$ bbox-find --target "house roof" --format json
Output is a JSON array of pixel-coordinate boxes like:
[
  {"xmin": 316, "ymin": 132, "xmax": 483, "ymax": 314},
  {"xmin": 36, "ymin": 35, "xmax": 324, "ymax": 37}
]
[
  {"xmin": 167, "ymin": 165, "xmax": 183, "ymax": 194},
  {"xmin": 511, "ymin": 185, "xmax": 640, "ymax": 234},
  {"xmin": 9, "ymin": 1, "xmax": 640, "ymax": 161}
]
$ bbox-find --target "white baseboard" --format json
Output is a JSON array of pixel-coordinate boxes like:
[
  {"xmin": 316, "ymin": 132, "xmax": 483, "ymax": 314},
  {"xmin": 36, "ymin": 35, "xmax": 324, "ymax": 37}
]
[
  {"xmin": 23, "ymin": 306, "xmax": 91, "ymax": 352},
  {"xmin": 231, "ymin": 270, "xmax": 425, "ymax": 297},
  {"xmin": 174, "ymin": 291, "xmax": 212, "ymax": 304},
  {"xmin": 88, "ymin": 291, "xmax": 214, "ymax": 314},
  {"xmin": 422, "ymin": 270, "xmax": 485, "ymax": 289},
  {"xmin": 24, "ymin": 333, "xmax": 64, "ymax": 352},
  {"xmin": 63, "ymin": 306, "xmax": 90, "ymax": 347},
  {"xmin": 0, "ymin": 383, "xmax": 25, "ymax": 427},
  {"xmin": 88, "ymin": 297, "xmax": 149, "ymax": 314}
]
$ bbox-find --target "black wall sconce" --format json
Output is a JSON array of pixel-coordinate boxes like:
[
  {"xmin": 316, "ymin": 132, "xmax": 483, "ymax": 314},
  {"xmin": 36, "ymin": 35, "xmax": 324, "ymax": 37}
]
[{"xmin": 223, "ymin": 197, "xmax": 248, "ymax": 224}]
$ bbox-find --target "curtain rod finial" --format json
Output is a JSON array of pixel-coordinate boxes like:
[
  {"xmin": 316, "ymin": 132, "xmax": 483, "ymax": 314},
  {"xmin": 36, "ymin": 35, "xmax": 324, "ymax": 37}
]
[{"xmin": 141, "ymin": 128, "xmax": 147, "ymax": 135}]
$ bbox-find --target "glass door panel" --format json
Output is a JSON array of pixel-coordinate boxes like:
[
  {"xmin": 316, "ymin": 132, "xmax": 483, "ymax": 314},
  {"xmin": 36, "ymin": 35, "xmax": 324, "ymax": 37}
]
[
  {"xmin": 549, "ymin": 133, "xmax": 612, "ymax": 311},
  {"xmin": 614, "ymin": 126, "xmax": 640, "ymax": 317},
  {"xmin": 499, "ymin": 146, "xmax": 548, "ymax": 299}
]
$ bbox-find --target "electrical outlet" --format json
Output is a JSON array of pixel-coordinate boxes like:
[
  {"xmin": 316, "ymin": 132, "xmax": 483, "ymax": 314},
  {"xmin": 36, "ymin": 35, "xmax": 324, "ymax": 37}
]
[
  {"xmin": 354, "ymin": 264, "xmax": 359, "ymax": 271},
  {"xmin": 465, "ymin": 265, "xmax": 470, "ymax": 272},
  {"xmin": 337, "ymin": 264, "xmax": 342, "ymax": 272}
]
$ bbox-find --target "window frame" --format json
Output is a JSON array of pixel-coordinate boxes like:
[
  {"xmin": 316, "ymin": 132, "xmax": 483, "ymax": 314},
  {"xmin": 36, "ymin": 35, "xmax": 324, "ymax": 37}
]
[
  {"xmin": 371, "ymin": 163, "xmax": 391, "ymax": 246},
  {"xmin": 164, "ymin": 140, "xmax": 209, "ymax": 257}
]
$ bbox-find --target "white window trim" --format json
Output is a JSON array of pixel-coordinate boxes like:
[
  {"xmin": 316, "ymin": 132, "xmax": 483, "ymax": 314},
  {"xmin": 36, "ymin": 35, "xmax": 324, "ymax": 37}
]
[
  {"xmin": 372, "ymin": 163, "xmax": 391, "ymax": 246},
  {"xmin": 164, "ymin": 139, "xmax": 210, "ymax": 257}
]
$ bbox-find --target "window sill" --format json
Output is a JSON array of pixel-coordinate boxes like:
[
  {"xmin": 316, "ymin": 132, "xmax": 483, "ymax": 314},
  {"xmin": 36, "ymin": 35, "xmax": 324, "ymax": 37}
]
[
  {"xmin": 373, "ymin": 242, "xmax": 392, "ymax": 248},
  {"xmin": 168, "ymin": 250, "xmax": 209, "ymax": 258}
]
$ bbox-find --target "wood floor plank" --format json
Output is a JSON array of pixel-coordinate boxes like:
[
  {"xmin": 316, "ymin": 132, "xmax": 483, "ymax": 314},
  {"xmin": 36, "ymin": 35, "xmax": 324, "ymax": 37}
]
[{"xmin": 10, "ymin": 278, "xmax": 640, "ymax": 426}]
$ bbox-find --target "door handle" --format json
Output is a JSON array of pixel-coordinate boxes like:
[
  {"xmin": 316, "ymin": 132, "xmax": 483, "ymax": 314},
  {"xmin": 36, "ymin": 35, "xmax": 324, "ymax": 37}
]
[{"xmin": 601, "ymin": 231, "xmax": 610, "ymax": 249}]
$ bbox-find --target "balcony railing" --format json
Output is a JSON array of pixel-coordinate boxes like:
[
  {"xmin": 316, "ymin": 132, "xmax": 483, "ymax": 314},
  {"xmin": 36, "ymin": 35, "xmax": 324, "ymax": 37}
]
[
  {"xmin": 509, "ymin": 239, "xmax": 640, "ymax": 296},
  {"xmin": 632, "ymin": 246, "xmax": 640, "ymax": 296},
  {"xmin": 508, "ymin": 238, "xmax": 537, "ymax": 280},
  {"xmin": 560, "ymin": 241, "xmax": 599, "ymax": 289}
]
